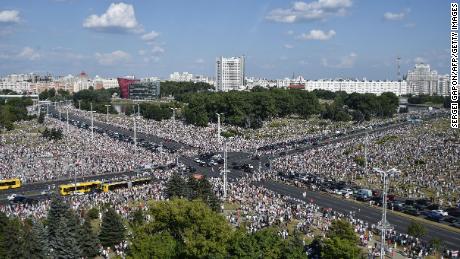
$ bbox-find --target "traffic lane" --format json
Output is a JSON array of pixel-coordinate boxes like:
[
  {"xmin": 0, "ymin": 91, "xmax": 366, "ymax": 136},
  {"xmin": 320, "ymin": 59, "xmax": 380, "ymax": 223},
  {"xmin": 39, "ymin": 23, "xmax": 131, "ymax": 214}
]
[
  {"xmin": 179, "ymin": 156, "xmax": 246, "ymax": 180},
  {"xmin": 48, "ymin": 107, "xmax": 184, "ymax": 151},
  {"xmin": 259, "ymin": 180, "xmax": 460, "ymax": 250},
  {"xmin": 0, "ymin": 171, "xmax": 141, "ymax": 196}
]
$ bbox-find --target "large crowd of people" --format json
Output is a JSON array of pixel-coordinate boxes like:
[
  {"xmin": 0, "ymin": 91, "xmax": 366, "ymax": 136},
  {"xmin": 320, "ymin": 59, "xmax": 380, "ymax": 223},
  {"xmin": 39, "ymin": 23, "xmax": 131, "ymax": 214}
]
[
  {"xmin": 2, "ymin": 168, "xmax": 453, "ymax": 257},
  {"xmin": 0, "ymin": 103, "xmax": 457, "ymax": 257},
  {"xmin": 272, "ymin": 117, "xmax": 460, "ymax": 205},
  {"xmin": 0, "ymin": 118, "xmax": 177, "ymax": 183},
  {"xmin": 57, "ymin": 105, "xmax": 413, "ymax": 154}
]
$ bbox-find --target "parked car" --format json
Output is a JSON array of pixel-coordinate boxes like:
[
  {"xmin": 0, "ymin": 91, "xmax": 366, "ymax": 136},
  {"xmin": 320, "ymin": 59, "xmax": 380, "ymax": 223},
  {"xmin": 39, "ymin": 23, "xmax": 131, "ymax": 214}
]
[
  {"xmin": 404, "ymin": 207, "xmax": 420, "ymax": 216},
  {"xmin": 425, "ymin": 211, "xmax": 443, "ymax": 222},
  {"xmin": 432, "ymin": 210, "xmax": 448, "ymax": 217}
]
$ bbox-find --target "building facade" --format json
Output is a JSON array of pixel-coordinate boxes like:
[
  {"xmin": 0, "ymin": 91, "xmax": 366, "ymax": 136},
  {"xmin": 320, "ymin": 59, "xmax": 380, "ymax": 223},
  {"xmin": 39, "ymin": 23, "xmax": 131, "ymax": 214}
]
[
  {"xmin": 304, "ymin": 80, "xmax": 408, "ymax": 96},
  {"xmin": 406, "ymin": 64, "xmax": 441, "ymax": 96},
  {"xmin": 117, "ymin": 78, "xmax": 140, "ymax": 99},
  {"xmin": 129, "ymin": 80, "xmax": 160, "ymax": 99},
  {"xmin": 216, "ymin": 56, "xmax": 245, "ymax": 91}
]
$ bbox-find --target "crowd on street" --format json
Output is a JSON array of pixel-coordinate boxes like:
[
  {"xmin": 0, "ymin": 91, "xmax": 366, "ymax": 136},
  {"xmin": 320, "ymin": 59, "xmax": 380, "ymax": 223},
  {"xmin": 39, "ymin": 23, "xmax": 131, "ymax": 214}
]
[
  {"xmin": 0, "ymin": 118, "xmax": 177, "ymax": 183},
  {"xmin": 273, "ymin": 118, "xmax": 460, "ymax": 205}
]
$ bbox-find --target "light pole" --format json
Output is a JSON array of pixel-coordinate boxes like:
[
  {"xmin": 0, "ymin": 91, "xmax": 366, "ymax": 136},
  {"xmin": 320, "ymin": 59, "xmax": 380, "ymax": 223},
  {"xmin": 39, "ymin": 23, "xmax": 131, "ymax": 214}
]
[
  {"xmin": 133, "ymin": 114, "xmax": 137, "ymax": 150},
  {"xmin": 170, "ymin": 108, "xmax": 178, "ymax": 123},
  {"xmin": 78, "ymin": 100, "xmax": 81, "ymax": 110},
  {"xmin": 364, "ymin": 126, "xmax": 372, "ymax": 175},
  {"xmin": 66, "ymin": 106, "xmax": 69, "ymax": 133},
  {"xmin": 216, "ymin": 113, "xmax": 222, "ymax": 142},
  {"xmin": 223, "ymin": 139, "xmax": 228, "ymax": 199},
  {"xmin": 373, "ymin": 167, "xmax": 399, "ymax": 259},
  {"xmin": 90, "ymin": 102, "xmax": 96, "ymax": 140},
  {"xmin": 105, "ymin": 104, "xmax": 111, "ymax": 122}
]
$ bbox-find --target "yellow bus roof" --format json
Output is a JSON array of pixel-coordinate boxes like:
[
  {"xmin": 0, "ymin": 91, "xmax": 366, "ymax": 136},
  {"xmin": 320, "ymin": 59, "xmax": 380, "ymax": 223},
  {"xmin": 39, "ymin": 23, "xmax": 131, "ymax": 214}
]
[
  {"xmin": 60, "ymin": 181, "xmax": 102, "ymax": 189},
  {"xmin": 0, "ymin": 178, "xmax": 21, "ymax": 183}
]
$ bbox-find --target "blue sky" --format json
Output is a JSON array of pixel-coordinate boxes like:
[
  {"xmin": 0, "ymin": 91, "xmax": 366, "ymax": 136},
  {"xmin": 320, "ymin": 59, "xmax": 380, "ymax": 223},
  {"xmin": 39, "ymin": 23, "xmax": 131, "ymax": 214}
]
[{"xmin": 0, "ymin": 0, "xmax": 451, "ymax": 79}]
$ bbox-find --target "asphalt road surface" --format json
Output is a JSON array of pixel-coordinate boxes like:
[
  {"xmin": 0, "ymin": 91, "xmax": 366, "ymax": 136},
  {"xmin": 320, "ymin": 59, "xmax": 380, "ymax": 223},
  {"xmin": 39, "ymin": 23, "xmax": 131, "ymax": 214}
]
[
  {"xmin": 259, "ymin": 180, "xmax": 460, "ymax": 250},
  {"xmin": 10, "ymin": 106, "xmax": 457, "ymax": 249}
]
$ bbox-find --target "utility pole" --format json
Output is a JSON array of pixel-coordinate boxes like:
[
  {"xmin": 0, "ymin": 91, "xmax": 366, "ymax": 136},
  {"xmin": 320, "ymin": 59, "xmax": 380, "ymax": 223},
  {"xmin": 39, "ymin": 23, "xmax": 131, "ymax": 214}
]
[
  {"xmin": 78, "ymin": 100, "xmax": 81, "ymax": 110},
  {"xmin": 373, "ymin": 167, "xmax": 399, "ymax": 259},
  {"xmin": 170, "ymin": 108, "xmax": 178, "ymax": 123},
  {"xmin": 133, "ymin": 115, "xmax": 137, "ymax": 150},
  {"xmin": 90, "ymin": 102, "xmax": 94, "ymax": 140},
  {"xmin": 216, "ymin": 113, "xmax": 221, "ymax": 142},
  {"xmin": 105, "ymin": 104, "xmax": 111, "ymax": 122},
  {"xmin": 223, "ymin": 140, "xmax": 228, "ymax": 199},
  {"xmin": 66, "ymin": 106, "xmax": 69, "ymax": 133}
]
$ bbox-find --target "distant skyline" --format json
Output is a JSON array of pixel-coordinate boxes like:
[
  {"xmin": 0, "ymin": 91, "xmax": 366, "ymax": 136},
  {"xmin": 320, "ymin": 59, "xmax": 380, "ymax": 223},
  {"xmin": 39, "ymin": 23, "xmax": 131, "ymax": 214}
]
[{"xmin": 0, "ymin": 0, "xmax": 451, "ymax": 80}]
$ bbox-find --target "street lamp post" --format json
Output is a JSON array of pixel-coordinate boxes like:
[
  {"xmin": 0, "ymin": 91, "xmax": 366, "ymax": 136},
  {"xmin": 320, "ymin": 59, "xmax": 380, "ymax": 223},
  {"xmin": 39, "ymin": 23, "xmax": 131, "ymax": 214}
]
[
  {"xmin": 170, "ymin": 108, "xmax": 178, "ymax": 123},
  {"xmin": 105, "ymin": 104, "xmax": 111, "ymax": 122},
  {"xmin": 66, "ymin": 106, "xmax": 69, "ymax": 133},
  {"xmin": 78, "ymin": 100, "xmax": 81, "ymax": 110},
  {"xmin": 373, "ymin": 167, "xmax": 399, "ymax": 259},
  {"xmin": 223, "ymin": 139, "xmax": 228, "ymax": 199},
  {"xmin": 133, "ymin": 114, "xmax": 137, "ymax": 150},
  {"xmin": 216, "ymin": 113, "xmax": 222, "ymax": 142},
  {"xmin": 90, "ymin": 102, "xmax": 95, "ymax": 140}
]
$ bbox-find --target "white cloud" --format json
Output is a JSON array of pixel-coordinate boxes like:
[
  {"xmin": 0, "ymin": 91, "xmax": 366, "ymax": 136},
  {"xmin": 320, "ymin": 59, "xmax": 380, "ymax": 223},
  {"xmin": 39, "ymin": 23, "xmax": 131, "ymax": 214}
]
[
  {"xmin": 195, "ymin": 58, "xmax": 205, "ymax": 64},
  {"xmin": 287, "ymin": 30, "xmax": 294, "ymax": 35},
  {"xmin": 151, "ymin": 46, "xmax": 165, "ymax": 54},
  {"xmin": 83, "ymin": 3, "xmax": 141, "ymax": 33},
  {"xmin": 298, "ymin": 29, "xmax": 336, "ymax": 40},
  {"xmin": 322, "ymin": 52, "xmax": 357, "ymax": 68},
  {"xmin": 95, "ymin": 50, "xmax": 130, "ymax": 65},
  {"xmin": 141, "ymin": 31, "xmax": 159, "ymax": 41},
  {"xmin": 266, "ymin": 0, "xmax": 352, "ymax": 23},
  {"xmin": 18, "ymin": 47, "xmax": 40, "ymax": 61},
  {"xmin": 383, "ymin": 12, "xmax": 405, "ymax": 21},
  {"xmin": 284, "ymin": 44, "xmax": 294, "ymax": 49},
  {"xmin": 0, "ymin": 10, "xmax": 20, "ymax": 23}
]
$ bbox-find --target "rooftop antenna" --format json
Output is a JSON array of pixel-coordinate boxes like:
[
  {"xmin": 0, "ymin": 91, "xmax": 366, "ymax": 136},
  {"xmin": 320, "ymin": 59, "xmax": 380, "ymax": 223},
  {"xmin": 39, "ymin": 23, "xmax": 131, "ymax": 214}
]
[{"xmin": 397, "ymin": 56, "xmax": 401, "ymax": 82}]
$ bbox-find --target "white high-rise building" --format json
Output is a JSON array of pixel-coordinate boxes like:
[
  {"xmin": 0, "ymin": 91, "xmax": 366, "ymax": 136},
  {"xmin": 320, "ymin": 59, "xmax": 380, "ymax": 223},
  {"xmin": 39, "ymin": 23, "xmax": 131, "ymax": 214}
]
[
  {"xmin": 169, "ymin": 72, "xmax": 193, "ymax": 82},
  {"xmin": 216, "ymin": 56, "xmax": 245, "ymax": 91},
  {"xmin": 406, "ymin": 63, "xmax": 440, "ymax": 95}
]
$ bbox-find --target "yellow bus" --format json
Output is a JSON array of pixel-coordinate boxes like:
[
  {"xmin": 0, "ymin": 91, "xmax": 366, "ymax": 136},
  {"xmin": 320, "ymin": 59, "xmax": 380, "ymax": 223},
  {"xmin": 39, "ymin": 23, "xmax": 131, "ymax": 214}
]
[
  {"xmin": 0, "ymin": 178, "xmax": 21, "ymax": 190},
  {"xmin": 102, "ymin": 178, "xmax": 151, "ymax": 192},
  {"xmin": 59, "ymin": 181, "xmax": 101, "ymax": 196}
]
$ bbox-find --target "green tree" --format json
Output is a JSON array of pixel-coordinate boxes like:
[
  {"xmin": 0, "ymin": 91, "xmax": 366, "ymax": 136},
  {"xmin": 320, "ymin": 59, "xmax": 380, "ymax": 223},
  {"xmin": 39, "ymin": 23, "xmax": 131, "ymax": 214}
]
[
  {"xmin": 326, "ymin": 220, "xmax": 359, "ymax": 244},
  {"xmin": 165, "ymin": 174, "xmax": 188, "ymax": 199},
  {"xmin": 53, "ymin": 217, "xmax": 81, "ymax": 259},
  {"xmin": 321, "ymin": 236, "xmax": 361, "ymax": 259},
  {"xmin": 23, "ymin": 221, "xmax": 48, "ymax": 259},
  {"xmin": 0, "ymin": 217, "xmax": 24, "ymax": 259},
  {"xmin": 407, "ymin": 220, "xmax": 426, "ymax": 239},
  {"xmin": 99, "ymin": 207, "xmax": 125, "ymax": 248},
  {"xmin": 47, "ymin": 197, "xmax": 71, "ymax": 251},
  {"xmin": 128, "ymin": 231, "xmax": 178, "ymax": 259},
  {"xmin": 282, "ymin": 232, "xmax": 306, "ymax": 259},
  {"xmin": 80, "ymin": 219, "xmax": 100, "ymax": 258},
  {"xmin": 129, "ymin": 208, "xmax": 145, "ymax": 227},
  {"xmin": 131, "ymin": 199, "xmax": 232, "ymax": 258},
  {"xmin": 321, "ymin": 219, "xmax": 361, "ymax": 259}
]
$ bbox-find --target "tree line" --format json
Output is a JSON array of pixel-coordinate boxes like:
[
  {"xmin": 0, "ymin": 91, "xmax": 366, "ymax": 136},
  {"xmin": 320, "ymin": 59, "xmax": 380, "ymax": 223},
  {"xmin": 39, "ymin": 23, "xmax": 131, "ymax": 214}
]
[
  {"xmin": 0, "ymin": 97, "xmax": 33, "ymax": 131},
  {"xmin": 160, "ymin": 81, "xmax": 213, "ymax": 99},
  {"xmin": 181, "ymin": 88, "xmax": 399, "ymax": 128},
  {"xmin": 72, "ymin": 87, "xmax": 118, "ymax": 114}
]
